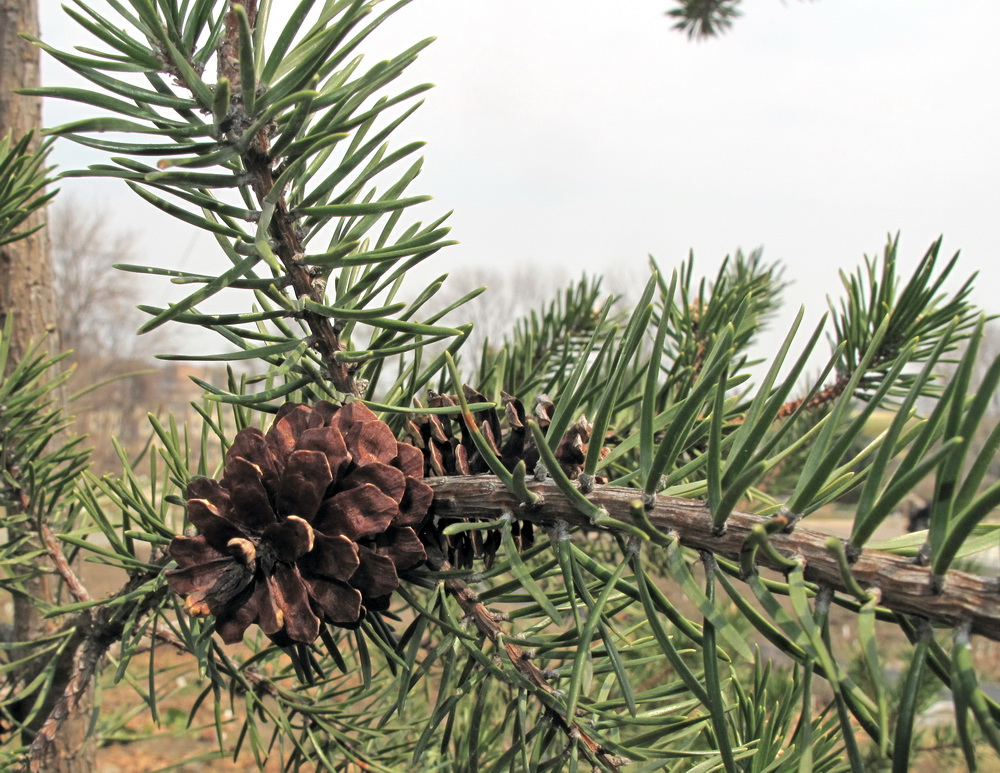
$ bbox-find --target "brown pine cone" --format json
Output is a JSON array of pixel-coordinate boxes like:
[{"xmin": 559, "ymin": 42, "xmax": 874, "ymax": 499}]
[
  {"xmin": 166, "ymin": 401, "xmax": 432, "ymax": 645},
  {"xmin": 407, "ymin": 388, "xmax": 607, "ymax": 567},
  {"xmin": 408, "ymin": 388, "xmax": 602, "ymax": 481}
]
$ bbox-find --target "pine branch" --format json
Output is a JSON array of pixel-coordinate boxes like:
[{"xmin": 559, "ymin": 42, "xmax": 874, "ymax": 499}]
[
  {"xmin": 23, "ymin": 561, "xmax": 169, "ymax": 771},
  {"xmin": 39, "ymin": 524, "xmax": 89, "ymax": 606},
  {"xmin": 774, "ymin": 373, "xmax": 850, "ymax": 419},
  {"xmin": 217, "ymin": 1, "xmax": 360, "ymax": 396},
  {"xmin": 427, "ymin": 475, "xmax": 1000, "ymax": 641},
  {"xmin": 431, "ymin": 559, "xmax": 626, "ymax": 771}
]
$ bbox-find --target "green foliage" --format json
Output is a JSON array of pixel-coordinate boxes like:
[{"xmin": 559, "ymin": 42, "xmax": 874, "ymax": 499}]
[
  {"xmin": 0, "ymin": 318, "xmax": 89, "ymax": 754},
  {"xmin": 0, "ymin": 132, "xmax": 56, "ymax": 247},
  {"xmin": 476, "ymin": 274, "xmax": 612, "ymax": 400},
  {"xmin": 0, "ymin": 317, "xmax": 84, "ymax": 541},
  {"xmin": 32, "ymin": 0, "xmax": 461, "ymax": 403},
  {"xmin": 665, "ymin": 0, "xmax": 743, "ymax": 39},
  {"xmin": 831, "ymin": 235, "xmax": 980, "ymax": 404},
  {"xmin": 2, "ymin": 1, "xmax": 999, "ymax": 771}
]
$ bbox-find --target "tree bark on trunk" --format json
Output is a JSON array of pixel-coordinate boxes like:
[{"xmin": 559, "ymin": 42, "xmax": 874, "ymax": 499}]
[
  {"xmin": 0, "ymin": 2, "xmax": 94, "ymax": 770},
  {"xmin": 0, "ymin": 0, "xmax": 58, "ymax": 357}
]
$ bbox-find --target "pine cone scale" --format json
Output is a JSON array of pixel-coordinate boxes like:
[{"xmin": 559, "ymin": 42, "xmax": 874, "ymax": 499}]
[
  {"xmin": 314, "ymin": 484, "xmax": 398, "ymax": 540},
  {"xmin": 222, "ymin": 457, "xmax": 277, "ymax": 531},
  {"xmin": 350, "ymin": 546, "xmax": 398, "ymax": 598},
  {"xmin": 272, "ymin": 564, "xmax": 321, "ymax": 643},
  {"xmin": 186, "ymin": 499, "xmax": 244, "ymax": 546},
  {"xmin": 262, "ymin": 515, "xmax": 316, "ymax": 563},
  {"xmin": 302, "ymin": 533, "xmax": 359, "ymax": 582},
  {"xmin": 276, "ymin": 449, "xmax": 333, "ymax": 520},
  {"xmin": 302, "ymin": 575, "xmax": 362, "ymax": 624},
  {"xmin": 340, "ymin": 462, "xmax": 406, "ymax": 503}
]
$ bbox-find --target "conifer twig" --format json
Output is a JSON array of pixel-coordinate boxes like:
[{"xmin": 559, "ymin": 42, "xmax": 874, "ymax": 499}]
[
  {"xmin": 431, "ymin": 558, "xmax": 624, "ymax": 771},
  {"xmin": 24, "ymin": 564, "xmax": 168, "ymax": 772},
  {"xmin": 775, "ymin": 373, "xmax": 851, "ymax": 419},
  {"xmin": 217, "ymin": 0, "xmax": 361, "ymax": 396},
  {"xmin": 40, "ymin": 523, "xmax": 89, "ymax": 605}
]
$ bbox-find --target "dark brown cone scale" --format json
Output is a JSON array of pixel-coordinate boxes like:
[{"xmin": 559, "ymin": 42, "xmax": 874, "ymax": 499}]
[
  {"xmin": 408, "ymin": 388, "xmax": 607, "ymax": 568},
  {"xmin": 167, "ymin": 401, "xmax": 433, "ymax": 645}
]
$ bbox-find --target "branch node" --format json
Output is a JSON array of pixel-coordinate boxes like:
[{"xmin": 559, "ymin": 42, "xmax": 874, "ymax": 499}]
[
  {"xmin": 815, "ymin": 585, "xmax": 834, "ymax": 616},
  {"xmin": 520, "ymin": 494, "xmax": 545, "ymax": 510},
  {"xmin": 777, "ymin": 507, "xmax": 801, "ymax": 534},
  {"xmin": 546, "ymin": 520, "xmax": 572, "ymax": 544}
]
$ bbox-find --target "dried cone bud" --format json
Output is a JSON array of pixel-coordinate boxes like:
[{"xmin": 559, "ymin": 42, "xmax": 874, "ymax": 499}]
[
  {"xmin": 410, "ymin": 388, "xmax": 607, "ymax": 568},
  {"xmin": 410, "ymin": 389, "xmax": 601, "ymax": 481},
  {"xmin": 166, "ymin": 401, "xmax": 433, "ymax": 645}
]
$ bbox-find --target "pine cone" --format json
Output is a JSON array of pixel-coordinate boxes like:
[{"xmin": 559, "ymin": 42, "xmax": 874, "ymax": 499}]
[
  {"xmin": 166, "ymin": 401, "xmax": 432, "ymax": 645},
  {"xmin": 408, "ymin": 388, "xmax": 601, "ymax": 480},
  {"xmin": 407, "ymin": 388, "xmax": 606, "ymax": 567}
]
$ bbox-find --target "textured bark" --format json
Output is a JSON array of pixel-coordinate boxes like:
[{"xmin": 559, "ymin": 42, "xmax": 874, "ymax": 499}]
[
  {"xmin": 216, "ymin": 0, "xmax": 362, "ymax": 397},
  {"xmin": 427, "ymin": 475, "xmax": 1000, "ymax": 642},
  {"xmin": 0, "ymin": 2, "xmax": 92, "ymax": 770},
  {"xmin": 1, "ymin": 0, "xmax": 53, "ymax": 640},
  {"xmin": 0, "ymin": 0, "xmax": 58, "ymax": 358}
]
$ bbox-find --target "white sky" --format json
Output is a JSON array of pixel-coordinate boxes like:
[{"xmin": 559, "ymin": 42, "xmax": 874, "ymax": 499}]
[{"xmin": 35, "ymin": 0, "xmax": 1000, "ymax": 357}]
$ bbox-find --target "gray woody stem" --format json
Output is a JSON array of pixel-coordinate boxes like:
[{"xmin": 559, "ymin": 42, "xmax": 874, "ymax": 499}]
[
  {"xmin": 434, "ymin": 561, "xmax": 624, "ymax": 771},
  {"xmin": 427, "ymin": 475, "xmax": 1000, "ymax": 642},
  {"xmin": 219, "ymin": 0, "xmax": 361, "ymax": 396}
]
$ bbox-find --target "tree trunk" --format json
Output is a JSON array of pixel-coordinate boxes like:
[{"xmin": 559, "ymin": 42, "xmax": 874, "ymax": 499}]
[
  {"xmin": 0, "ymin": 2, "xmax": 93, "ymax": 770},
  {"xmin": 0, "ymin": 0, "xmax": 58, "ymax": 356}
]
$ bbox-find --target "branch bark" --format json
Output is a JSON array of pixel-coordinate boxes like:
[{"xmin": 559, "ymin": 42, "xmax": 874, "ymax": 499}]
[
  {"xmin": 23, "ymin": 566, "xmax": 169, "ymax": 773},
  {"xmin": 426, "ymin": 475, "xmax": 1000, "ymax": 642},
  {"xmin": 218, "ymin": 0, "xmax": 361, "ymax": 396},
  {"xmin": 431, "ymin": 561, "xmax": 624, "ymax": 771}
]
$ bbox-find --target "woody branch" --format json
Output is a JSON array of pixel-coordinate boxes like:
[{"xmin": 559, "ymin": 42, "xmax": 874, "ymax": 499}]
[
  {"xmin": 218, "ymin": 0, "xmax": 361, "ymax": 396},
  {"xmin": 427, "ymin": 475, "xmax": 1000, "ymax": 642}
]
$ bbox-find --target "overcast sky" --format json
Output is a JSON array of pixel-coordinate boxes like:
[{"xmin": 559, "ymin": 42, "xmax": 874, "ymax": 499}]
[{"xmin": 35, "ymin": 0, "xmax": 1000, "ymax": 357}]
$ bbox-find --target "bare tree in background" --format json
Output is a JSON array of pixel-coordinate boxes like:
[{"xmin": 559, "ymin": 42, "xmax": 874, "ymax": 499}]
[
  {"xmin": 51, "ymin": 199, "xmax": 148, "ymax": 357},
  {"xmin": 441, "ymin": 261, "xmax": 647, "ymax": 357},
  {"xmin": 442, "ymin": 266, "xmax": 563, "ymax": 354},
  {"xmin": 50, "ymin": 200, "xmax": 172, "ymax": 470}
]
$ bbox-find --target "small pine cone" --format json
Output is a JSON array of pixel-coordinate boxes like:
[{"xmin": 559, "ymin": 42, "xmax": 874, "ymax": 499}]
[
  {"xmin": 411, "ymin": 388, "xmax": 612, "ymax": 567},
  {"xmin": 166, "ymin": 401, "xmax": 433, "ymax": 645},
  {"xmin": 411, "ymin": 388, "xmax": 602, "ymax": 482}
]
